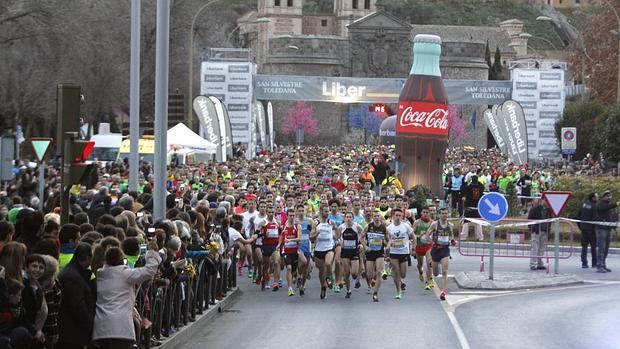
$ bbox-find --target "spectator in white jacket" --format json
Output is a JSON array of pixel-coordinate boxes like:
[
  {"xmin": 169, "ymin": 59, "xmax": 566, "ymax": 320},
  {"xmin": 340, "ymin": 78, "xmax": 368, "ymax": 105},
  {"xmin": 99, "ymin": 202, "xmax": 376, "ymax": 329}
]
[{"xmin": 92, "ymin": 239, "xmax": 161, "ymax": 349}]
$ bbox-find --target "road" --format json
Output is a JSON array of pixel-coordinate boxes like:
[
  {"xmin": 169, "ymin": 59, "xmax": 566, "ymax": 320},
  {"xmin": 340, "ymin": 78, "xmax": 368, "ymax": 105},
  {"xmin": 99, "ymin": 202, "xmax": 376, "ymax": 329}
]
[{"xmin": 181, "ymin": 254, "xmax": 620, "ymax": 349}]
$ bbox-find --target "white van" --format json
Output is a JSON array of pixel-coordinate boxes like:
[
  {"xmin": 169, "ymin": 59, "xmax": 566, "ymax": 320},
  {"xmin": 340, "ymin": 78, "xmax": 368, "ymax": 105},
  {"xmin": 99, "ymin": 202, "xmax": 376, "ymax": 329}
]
[{"xmin": 87, "ymin": 123, "xmax": 123, "ymax": 164}]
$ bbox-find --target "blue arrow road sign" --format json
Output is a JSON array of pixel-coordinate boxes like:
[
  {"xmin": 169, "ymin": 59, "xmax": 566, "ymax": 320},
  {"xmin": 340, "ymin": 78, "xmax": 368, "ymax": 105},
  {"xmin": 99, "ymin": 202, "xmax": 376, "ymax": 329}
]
[{"xmin": 478, "ymin": 192, "xmax": 508, "ymax": 222}]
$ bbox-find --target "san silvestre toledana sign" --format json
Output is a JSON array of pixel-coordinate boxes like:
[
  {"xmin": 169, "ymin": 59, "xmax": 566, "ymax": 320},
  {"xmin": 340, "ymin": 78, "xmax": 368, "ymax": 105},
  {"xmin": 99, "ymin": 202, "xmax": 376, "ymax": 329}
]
[{"xmin": 252, "ymin": 75, "xmax": 512, "ymax": 105}]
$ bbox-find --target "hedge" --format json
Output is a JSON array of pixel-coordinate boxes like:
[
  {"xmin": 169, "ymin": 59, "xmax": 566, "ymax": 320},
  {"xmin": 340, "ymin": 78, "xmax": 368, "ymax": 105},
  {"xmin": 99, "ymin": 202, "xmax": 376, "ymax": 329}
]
[{"xmin": 552, "ymin": 176, "xmax": 620, "ymax": 219}]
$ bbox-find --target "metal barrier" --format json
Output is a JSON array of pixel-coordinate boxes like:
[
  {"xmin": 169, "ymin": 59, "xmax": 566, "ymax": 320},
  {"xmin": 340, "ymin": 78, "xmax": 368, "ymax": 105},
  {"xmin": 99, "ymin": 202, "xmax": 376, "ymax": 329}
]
[
  {"xmin": 135, "ymin": 252, "xmax": 237, "ymax": 349},
  {"xmin": 457, "ymin": 218, "xmax": 575, "ymax": 274}
]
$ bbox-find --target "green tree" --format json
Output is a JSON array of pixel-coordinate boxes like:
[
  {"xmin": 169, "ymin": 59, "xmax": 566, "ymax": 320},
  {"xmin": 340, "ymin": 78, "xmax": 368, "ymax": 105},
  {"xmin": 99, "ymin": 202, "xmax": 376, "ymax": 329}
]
[
  {"xmin": 485, "ymin": 40, "xmax": 492, "ymax": 69},
  {"xmin": 554, "ymin": 100, "xmax": 605, "ymax": 160},
  {"xmin": 598, "ymin": 105, "xmax": 620, "ymax": 162},
  {"xmin": 492, "ymin": 46, "xmax": 503, "ymax": 79}
]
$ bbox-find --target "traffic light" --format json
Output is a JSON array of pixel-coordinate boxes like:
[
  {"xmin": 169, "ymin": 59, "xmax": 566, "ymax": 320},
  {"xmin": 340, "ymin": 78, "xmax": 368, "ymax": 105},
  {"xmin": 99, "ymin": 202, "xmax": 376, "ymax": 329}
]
[
  {"xmin": 56, "ymin": 84, "xmax": 82, "ymax": 156},
  {"xmin": 64, "ymin": 138, "xmax": 96, "ymax": 186}
]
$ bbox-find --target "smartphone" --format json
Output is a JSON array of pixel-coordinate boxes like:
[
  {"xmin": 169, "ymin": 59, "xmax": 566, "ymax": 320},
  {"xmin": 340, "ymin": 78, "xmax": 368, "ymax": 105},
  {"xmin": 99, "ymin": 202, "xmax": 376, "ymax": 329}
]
[
  {"xmin": 137, "ymin": 212, "xmax": 144, "ymax": 218},
  {"xmin": 139, "ymin": 244, "xmax": 147, "ymax": 255},
  {"xmin": 147, "ymin": 227, "xmax": 156, "ymax": 240}
]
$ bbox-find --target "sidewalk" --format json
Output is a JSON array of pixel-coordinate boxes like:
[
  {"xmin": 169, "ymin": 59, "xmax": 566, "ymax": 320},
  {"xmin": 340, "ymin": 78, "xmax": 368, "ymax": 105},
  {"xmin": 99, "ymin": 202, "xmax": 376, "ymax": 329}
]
[
  {"xmin": 159, "ymin": 287, "xmax": 239, "ymax": 349},
  {"xmin": 455, "ymin": 271, "xmax": 582, "ymax": 290}
]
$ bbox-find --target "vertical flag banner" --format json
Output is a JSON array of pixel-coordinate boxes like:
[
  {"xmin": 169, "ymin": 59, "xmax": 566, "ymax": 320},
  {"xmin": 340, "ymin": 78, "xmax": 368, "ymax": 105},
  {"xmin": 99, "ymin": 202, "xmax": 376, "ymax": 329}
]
[
  {"xmin": 496, "ymin": 100, "xmax": 528, "ymax": 165},
  {"xmin": 267, "ymin": 101, "xmax": 274, "ymax": 152},
  {"xmin": 193, "ymin": 96, "xmax": 221, "ymax": 160}
]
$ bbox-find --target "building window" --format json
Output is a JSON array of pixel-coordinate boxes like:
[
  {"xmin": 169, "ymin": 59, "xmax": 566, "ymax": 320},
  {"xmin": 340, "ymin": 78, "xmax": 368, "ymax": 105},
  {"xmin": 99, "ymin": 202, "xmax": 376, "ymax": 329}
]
[
  {"xmin": 275, "ymin": 0, "xmax": 280, "ymax": 6},
  {"xmin": 287, "ymin": 0, "xmax": 293, "ymax": 6},
  {"xmin": 321, "ymin": 19, "xmax": 328, "ymax": 27},
  {"xmin": 364, "ymin": 0, "xmax": 370, "ymax": 9},
  {"xmin": 352, "ymin": 0, "xmax": 358, "ymax": 9}
]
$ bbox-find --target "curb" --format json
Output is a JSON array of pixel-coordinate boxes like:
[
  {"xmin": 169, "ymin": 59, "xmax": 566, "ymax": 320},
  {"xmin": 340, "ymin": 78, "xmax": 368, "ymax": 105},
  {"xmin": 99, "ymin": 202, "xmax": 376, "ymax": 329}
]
[
  {"xmin": 159, "ymin": 287, "xmax": 240, "ymax": 349},
  {"xmin": 454, "ymin": 271, "xmax": 583, "ymax": 290}
]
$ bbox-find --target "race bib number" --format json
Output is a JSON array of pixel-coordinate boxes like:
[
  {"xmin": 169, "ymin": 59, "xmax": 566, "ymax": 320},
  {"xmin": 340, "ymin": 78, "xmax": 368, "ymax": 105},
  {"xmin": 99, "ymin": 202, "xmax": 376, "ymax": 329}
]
[
  {"xmin": 342, "ymin": 239, "xmax": 356, "ymax": 249},
  {"xmin": 437, "ymin": 236, "xmax": 450, "ymax": 246},
  {"xmin": 419, "ymin": 235, "xmax": 430, "ymax": 246},
  {"xmin": 267, "ymin": 229, "xmax": 279, "ymax": 239},
  {"xmin": 393, "ymin": 240, "xmax": 405, "ymax": 248},
  {"xmin": 285, "ymin": 240, "xmax": 297, "ymax": 248}
]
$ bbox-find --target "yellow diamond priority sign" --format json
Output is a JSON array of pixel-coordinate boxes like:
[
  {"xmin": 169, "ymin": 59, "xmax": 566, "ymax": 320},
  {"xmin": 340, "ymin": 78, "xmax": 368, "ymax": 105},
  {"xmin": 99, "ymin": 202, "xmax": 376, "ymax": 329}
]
[{"xmin": 29, "ymin": 138, "xmax": 54, "ymax": 163}]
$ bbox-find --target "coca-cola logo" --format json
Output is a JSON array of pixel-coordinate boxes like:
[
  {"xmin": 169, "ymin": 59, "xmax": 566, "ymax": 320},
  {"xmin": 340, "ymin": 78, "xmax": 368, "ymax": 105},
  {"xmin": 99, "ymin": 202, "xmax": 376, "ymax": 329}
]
[
  {"xmin": 399, "ymin": 106, "xmax": 448, "ymax": 129},
  {"xmin": 397, "ymin": 102, "xmax": 449, "ymax": 137}
]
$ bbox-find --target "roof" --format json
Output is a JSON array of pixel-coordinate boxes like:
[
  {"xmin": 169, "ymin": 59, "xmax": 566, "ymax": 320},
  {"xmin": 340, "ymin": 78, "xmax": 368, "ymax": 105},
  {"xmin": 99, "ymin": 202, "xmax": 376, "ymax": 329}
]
[
  {"xmin": 410, "ymin": 24, "xmax": 516, "ymax": 55},
  {"xmin": 347, "ymin": 10, "xmax": 412, "ymax": 30}
]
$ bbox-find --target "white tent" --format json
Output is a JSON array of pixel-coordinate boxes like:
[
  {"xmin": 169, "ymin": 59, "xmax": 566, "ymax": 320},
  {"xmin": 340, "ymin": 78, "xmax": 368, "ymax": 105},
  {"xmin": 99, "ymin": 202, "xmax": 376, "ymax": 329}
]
[{"xmin": 167, "ymin": 123, "xmax": 217, "ymax": 154}]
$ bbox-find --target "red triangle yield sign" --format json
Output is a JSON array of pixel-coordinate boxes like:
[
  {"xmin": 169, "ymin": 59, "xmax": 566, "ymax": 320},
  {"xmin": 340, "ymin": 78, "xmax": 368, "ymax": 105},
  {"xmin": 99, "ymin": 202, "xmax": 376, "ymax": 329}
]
[{"xmin": 542, "ymin": 191, "xmax": 572, "ymax": 217}]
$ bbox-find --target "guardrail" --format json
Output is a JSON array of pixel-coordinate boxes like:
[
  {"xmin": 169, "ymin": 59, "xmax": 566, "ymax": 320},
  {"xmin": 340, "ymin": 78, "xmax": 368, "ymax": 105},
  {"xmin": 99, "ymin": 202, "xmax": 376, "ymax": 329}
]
[
  {"xmin": 135, "ymin": 252, "xmax": 237, "ymax": 349},
  {"xmin": 457, "ymin": 218, "xmax": 575, "ymax": 274}
]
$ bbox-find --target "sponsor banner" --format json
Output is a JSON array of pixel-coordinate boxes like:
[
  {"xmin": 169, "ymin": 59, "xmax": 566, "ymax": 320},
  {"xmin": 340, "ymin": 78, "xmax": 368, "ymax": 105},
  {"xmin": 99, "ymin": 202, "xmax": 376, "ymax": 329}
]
[
  {"xmin": 193, "ymin": 96, "xmax": 222, "ymax": 150},
  {"xmin": 396, "ymin": 101, "xmax": 448, "ymax": 137},
  {"xmin": 483, "ymin": 108, "xmax": 508, "ymax": 154},
  {"xmin": 511, "ymin": 68, "xmax": 565, "ymax": 159},
  {"xmin": 496, "ymin": 100, "xmax": 528, "ymax": 165},
  {"xmin": 208, "ymin": 96, "xmax": 228, "ymax": 162},
  {"xmin": 221, "ymin": 100, "xmax": 233, "ymax": 159},
  {"xmin": 253, "ymin": 75, "xmax": 511, "ymax": 105},
  {"xmin": 254, "ymin": 101, "xmax": 267, "ymax": 149},
  {"xmin": 267, "ymin": 102, "xmax": 274, "ymax": 152},
  {"xmin": 201, "ymin": 61, "xmax": 253, "ymax": 154}
]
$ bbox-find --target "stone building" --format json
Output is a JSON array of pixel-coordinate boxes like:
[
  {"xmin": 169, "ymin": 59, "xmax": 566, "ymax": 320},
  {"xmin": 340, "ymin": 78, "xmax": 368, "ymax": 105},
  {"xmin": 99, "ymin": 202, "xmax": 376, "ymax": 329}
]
[
  {"xmin": 532, "ymin": 0, "xmax": 601, "ymax": 8},
  {"xmin": 235, "ymin": 0, "xmax": 534, "ymax": 147}
]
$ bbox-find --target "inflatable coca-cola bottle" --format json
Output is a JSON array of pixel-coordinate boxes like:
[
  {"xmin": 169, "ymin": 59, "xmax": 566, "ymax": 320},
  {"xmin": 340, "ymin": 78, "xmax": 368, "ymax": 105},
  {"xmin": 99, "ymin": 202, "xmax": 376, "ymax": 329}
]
[{"xmin": 396, "ymin": 34, "xmax": 449, "ymax": 196}]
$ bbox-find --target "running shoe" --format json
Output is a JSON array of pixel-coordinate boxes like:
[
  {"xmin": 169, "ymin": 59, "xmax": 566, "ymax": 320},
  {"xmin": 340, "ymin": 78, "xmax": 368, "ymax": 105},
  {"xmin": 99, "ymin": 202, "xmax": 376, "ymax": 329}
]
[
  {"xmin": 395, "ymin": 291, "xmax": 402, "ymax": 300},
  {"xmin": 440, "ymin": 290, "xmax": 446, "ymax": 301},
  {"xmin": 300, "ymin": 287, "xmax": 305, "ymax": 297},
  {"xmin": 372, "ymin": 292, "xmax": 378, "ymax": 302},
  {"xmin": 419, "ymin": 271, "xmax": 424, "ymax": 282},
  {"xmin": 261, "ymin": 281, "xmax": 266, "ymax": 291},
  {"xmin": 354, "ymin": 280, "xmax": 361, "ymax": 289},
  {"xmin": 238, "ymin": 267, "xmax": 244, "ymax": 276},
  {"xmin": 326, "ymin": 277, "xmax": 333, "ymax": 290},
  {"xmin": 254, "ymin": 275, "xmax": 261, "ymax": 285},
  {"xmin": 345, "ymin": 291, "xmax": 352, "ymax": 299},
  {"xmin": 271, "ymin": 283, "xmax": 279, "ymax": 291},
  {"xmin": 381, "ymin": 271, "xmax": 388, "ymax": 280},
  {"xmin": 424, "ymin": 282, "xmax": 433, "ymax": 290},
  {"xmin": 401, "ymin": 283, "xmax": 407, "ymax": 291},
  {"xmin": 265, "ymin": 284, "xmax": 271, "ymax": 290},
  {"xmin": 288, "ymin": 288, "xmax": 295, "ymax": 297},
  {"xmin": 320, "ymin": 287, "xmax": 327, "ymax": 299},
  {"xmin": 249, "ymin": 270, "xmax": 254, "ymax": 280},
  {"xmin": 366, "ymin": 286, "xmax": 372, "ymax": 294},
  {"xmin": 386, "ymin": 268, "xmax": 392, "ymax": 277},
  {"xmin": 278, "ymin": 279, "xmax": 283, "ymax": 288},
  {"xmin": 604, "ymin": 267, "xmax": 612, "ymax": 272},
  {"xmin": 296, "ymin": 277, "xmax": 302, "ymax": 290},
  {"xmin": 333, "ymin": 284, "xmax": 341, "ymax": 293}
]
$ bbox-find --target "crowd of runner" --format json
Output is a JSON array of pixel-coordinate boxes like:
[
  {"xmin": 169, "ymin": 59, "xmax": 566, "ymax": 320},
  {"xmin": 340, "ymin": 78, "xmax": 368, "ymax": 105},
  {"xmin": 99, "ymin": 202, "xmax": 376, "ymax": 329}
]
[{"xmin": 0, "ymin": 144, "xmax": 616, "ymax": 349}]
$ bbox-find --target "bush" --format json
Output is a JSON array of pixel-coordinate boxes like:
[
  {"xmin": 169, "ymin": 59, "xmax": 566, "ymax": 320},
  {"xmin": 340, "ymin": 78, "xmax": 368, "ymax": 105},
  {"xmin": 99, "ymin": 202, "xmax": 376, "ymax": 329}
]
[{"xmin": 552, "ymin": 176, "xmax": 620, "ymax": 218}]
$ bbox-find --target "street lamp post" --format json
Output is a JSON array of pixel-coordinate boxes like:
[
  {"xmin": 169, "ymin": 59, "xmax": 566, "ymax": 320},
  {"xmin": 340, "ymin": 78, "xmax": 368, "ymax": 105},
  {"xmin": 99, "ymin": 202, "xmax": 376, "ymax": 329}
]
[
  {"xmin": 226, "ymin": 18, "xmax": 271, "ymax": 45},
  {"xmin": 187, "ymin": 0, "xmax": 222, "ymax": 131},
  {"xmin": 537, "ymin": 15, "xmax": 590, "ymax": 101}
]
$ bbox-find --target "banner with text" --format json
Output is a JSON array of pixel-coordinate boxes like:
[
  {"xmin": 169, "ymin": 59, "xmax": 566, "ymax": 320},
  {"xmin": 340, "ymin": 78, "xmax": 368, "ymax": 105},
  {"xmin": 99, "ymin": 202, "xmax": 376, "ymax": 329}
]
[
  {"xmin": 201, "ymin": 61, "xmax": 253, "ymax": 155},
  {"xmin": 496, "ymin": 99, "xmax": 529, "ymax": 165},
  {"xmin": 511, "ymin": 69, "xmax": 565, "ymax": 159},
  {"xmin": 254, "ymin": 75, "xmax": 511, "ymax": 105}
]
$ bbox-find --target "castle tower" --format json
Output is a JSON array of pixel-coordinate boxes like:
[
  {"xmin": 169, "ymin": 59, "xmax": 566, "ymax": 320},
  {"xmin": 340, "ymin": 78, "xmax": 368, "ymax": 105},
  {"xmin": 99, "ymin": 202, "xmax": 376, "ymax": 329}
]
[
  {"xmin": 333, "ymin": 0, "xmax": 376, "ymax": 37},
  {"xmin": 258, "ymin": 0, "xmax": 303, "ymax": 36}
]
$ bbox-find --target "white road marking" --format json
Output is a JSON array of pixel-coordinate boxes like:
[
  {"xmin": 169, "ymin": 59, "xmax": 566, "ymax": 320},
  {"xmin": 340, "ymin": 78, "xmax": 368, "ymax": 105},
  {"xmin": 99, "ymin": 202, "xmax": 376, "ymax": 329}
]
[{"xmin": 447, "ymin": 311, "xmax": 471, "ymax": 349}]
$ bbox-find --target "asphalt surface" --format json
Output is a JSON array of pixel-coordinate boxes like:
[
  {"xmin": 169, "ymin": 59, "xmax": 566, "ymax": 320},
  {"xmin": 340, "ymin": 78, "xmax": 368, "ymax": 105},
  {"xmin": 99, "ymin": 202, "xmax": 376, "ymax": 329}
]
[
  {"xmin": 455, "ymin": 283, "xmax": 620, "ymax": 349},
  {"xmin": 181, "ymin": 252, "xmax": 620, "ymax": 349},
  {"xmin": 184, "ymin": 264, "xmax": 461, "ymax": 349}
]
